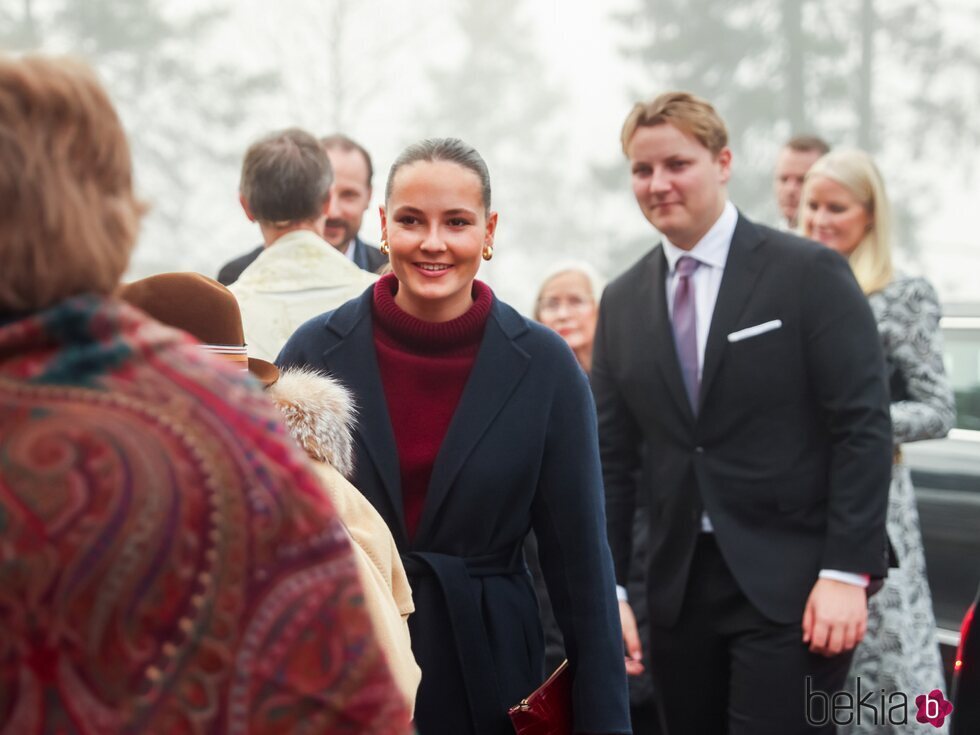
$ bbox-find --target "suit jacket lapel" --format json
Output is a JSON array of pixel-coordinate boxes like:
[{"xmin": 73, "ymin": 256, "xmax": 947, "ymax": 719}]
[
  {"xmin": 699, "ymin": 214, "xmax": 767, "ymax": 411},
  {"xmin": 352, "ymin": 238, "xmax": 368, "ymax": 271},
  {"xmin": 321, "ymin": 295, "xmax": 408, "ymax": 544},
  {"xmin": 412, "ymin": 302, "xmax": 531, "ymax": 545},
  {"xmin": 645, "ymin": 247, "xmax": 697, "ymax": 425}
]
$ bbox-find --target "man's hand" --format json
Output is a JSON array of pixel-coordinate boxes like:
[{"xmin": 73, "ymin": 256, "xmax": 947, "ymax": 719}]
[
  {"xmin": 619, "ymin": 600, "xmax": 645, "ymax": 676},
  {"xmin": 802, "ymin": 578, "xmax": 868, "ymax": 657}
]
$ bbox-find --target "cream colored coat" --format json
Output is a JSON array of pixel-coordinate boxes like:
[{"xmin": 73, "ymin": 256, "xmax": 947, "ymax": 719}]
[
  {"xmin": 266, "ymin": 368, "xmax": 420, "ymax": 712},
  {"xmin": 230, "ymin": 229, "xmax": 377, "ymax": 361}
]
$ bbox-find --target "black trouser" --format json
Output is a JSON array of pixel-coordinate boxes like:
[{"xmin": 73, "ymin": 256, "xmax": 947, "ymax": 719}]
[{"xmin": 648, "ymin": 534, "xmax": 853, "ymax": 734}]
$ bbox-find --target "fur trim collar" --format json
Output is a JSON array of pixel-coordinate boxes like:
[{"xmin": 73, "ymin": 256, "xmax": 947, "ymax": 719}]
[{"xmin": 266, "ymin": 368, "xmax": 356, "ymax": 477}]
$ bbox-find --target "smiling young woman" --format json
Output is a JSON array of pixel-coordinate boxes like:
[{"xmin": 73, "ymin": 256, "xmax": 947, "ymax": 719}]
[
  {"xmin": 278, "ymin": 138, "xmax": 631, "ymax": 735},
  {"xmin": 381, "ymin": 156, "xmax": 497, "ymax": 323}
]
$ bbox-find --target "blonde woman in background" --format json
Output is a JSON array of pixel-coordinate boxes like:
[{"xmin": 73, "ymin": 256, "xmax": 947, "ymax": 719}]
[{"xmin": 801, "ymin": 149, "xmax": 955, "ymax": 734}]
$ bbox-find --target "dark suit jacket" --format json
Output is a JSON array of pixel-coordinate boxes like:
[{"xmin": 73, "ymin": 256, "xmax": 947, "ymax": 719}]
[
  {"xmin": 350, "ymin": 236, "xmax": 388, "ymax": 273},
  {"xmin": 592, "ymin": 213, "xmax": 892, "ymax": 627},
  {"xmin": 216, "ymin": 245, "xmax": 263, "ymax": 286},
  {"xmin": 216, "ymin": 236, "xmax": 386, "ymax": 286},
  {"xmin": 277, "ymin": 288, "xmax": 630, "ymax": 735}
]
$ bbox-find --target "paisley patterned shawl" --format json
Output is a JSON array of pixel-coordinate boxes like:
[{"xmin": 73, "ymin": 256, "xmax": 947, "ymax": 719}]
[{"xmin": 0, "ymin": 295, "xmax": 410, "ymax": 734}]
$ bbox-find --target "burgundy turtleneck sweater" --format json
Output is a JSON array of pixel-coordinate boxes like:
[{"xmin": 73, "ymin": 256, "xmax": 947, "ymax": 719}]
[{"xmin": 372, "ymin": 273, "xmax": 493, "ymax": 539}]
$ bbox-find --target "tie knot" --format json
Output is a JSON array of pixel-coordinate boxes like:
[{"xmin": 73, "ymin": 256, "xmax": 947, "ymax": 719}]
[{"xmin": 675, "ymin": 256, "xmax": 700, "ymax": 277}]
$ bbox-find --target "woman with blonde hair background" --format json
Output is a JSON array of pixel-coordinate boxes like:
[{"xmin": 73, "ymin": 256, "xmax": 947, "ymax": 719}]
[
  {"xmin": 0, "ymin": 55, "xmax": 408, "ymax": 733},
  {"xmin": 801, "ymin": 149, "xmax": 955, "ymax": 734}
]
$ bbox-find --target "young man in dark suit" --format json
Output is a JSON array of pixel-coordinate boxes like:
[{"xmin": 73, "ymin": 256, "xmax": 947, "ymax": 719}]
[{"xmin": 592, "ymin": 91, "xmax": 892, "ymax": 734}]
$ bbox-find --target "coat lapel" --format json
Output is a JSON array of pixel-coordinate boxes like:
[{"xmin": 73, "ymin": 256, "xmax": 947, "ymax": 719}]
[
  {"xmin": 698, "ymin": 214, "xmax": 767, "ymax": 411},
  {"xmin": 412, "ymin": 301, "xmax": 531, "ymax": 545},
  {"xmin": 320, "ymin": 294, "xmax": 408, "ymax": 544},
  {"xmin": 645, "ymin": 247, "xmax": 697, "ymax": 425}
]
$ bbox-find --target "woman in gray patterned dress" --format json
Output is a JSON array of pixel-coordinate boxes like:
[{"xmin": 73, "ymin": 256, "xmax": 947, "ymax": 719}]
[{"xmin": 801, "ymin": 149, "xmax": 956, "ymax": 734}]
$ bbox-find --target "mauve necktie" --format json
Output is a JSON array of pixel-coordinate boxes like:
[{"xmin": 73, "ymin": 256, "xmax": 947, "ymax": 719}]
[{"xmin": 672, "ymin": 255, "xmax": 701, "ymax": 410}]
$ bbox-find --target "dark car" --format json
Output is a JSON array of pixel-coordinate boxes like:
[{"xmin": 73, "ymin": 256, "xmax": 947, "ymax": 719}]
[
  {"xmin": 903, "ymin": 304, "xmax": 980, "ymax": 686},
  {"xmin": 950, "ymin": 585, "xmax": 978, "ymax": 734}
]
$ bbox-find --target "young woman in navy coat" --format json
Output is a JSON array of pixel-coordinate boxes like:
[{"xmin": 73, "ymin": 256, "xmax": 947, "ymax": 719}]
[{"xmin": 277, "ymin": 138, "xmax": 630, "ymax": 735}]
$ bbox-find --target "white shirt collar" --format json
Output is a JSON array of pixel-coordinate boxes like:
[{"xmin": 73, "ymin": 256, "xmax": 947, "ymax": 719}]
[
  {"xmin": 343, "ymin": 238, "xmax": 357, "ymax": 261},
  {"xmin": 662, "ymin": 200, "xmax": 738, "ymax": 273}
]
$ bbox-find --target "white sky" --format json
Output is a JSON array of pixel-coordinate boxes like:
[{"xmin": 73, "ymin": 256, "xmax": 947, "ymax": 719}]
[{"xmin": 119, "ymin": 0, "xmax": 979, "ymax": 306}]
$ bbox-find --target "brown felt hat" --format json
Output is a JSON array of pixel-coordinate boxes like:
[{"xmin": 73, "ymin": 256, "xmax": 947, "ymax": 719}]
[{"xmin": 118, "ymin": 272, "xmax": 279, "ymax": 386}]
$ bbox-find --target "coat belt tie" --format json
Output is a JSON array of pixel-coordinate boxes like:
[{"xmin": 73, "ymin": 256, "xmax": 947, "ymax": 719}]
[{"xmin": 401, "ymin": 547, "xmax": 526, "ymax": 735}]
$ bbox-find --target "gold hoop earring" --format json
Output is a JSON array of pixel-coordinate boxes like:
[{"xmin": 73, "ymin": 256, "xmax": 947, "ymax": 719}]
[
  {"xmin": 380, "ymin": 240, "xmax": 390, "ymax": 255},
  {"xmin": 482, "ymin": 244, "xmax": 494, "ymax": 261}
]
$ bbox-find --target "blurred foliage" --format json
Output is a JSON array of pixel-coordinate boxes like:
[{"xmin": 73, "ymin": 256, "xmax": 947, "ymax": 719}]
[
  {"xmin": 416, "ymin": 0, "xmax": 583, "ymax": 274},
  {"xmin": 0, "ymin": 0, "xmax": 39, "ymax": 48},
  {"xmin": 608, "ymin": 0, "xmax": 980, "ymax": 253},
  {"xmin": 1, "ymin": 0, "xmax": 276, "ymax": 271},
  {"xmin": 3, "ymin": 0, "xmax": 976, "ymax": 285}
]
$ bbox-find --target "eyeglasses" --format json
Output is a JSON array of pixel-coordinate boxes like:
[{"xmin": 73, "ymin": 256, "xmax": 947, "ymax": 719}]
[{"xmin": 537, "ymin": 295, "xmax": 594, "ymax": 316}]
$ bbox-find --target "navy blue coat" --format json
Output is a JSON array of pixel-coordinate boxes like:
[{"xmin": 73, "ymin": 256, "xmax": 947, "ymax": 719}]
[{"xmin": 277, "ymin": 287, "xmax": 631, "ymax": 735}]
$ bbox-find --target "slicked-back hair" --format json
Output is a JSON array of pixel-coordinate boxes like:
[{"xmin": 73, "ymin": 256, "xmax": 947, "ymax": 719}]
[
  {"xmin": 385, "ymin": 138, "xmax": 491, "ymax": 214},
  {"xmin": 240, "ymin": 128, "xmax": 333, "ymax": 225},
  {"xmin": 621, "ymin": 91, "xmax": 728, "ymax": 156},
  {"xmin": 0, "ymin": 55, "xmax": 145, "ymax": 311},
  {"xmin": 785, "ymin": 134, "xmax": 830, "ymax": 156},
  {"xmin": 320, "ymin": 133, "xmax": 373, "ymax": 188}
]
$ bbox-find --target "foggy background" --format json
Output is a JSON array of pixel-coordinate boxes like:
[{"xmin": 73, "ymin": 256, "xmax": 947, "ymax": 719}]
[{"xmin": 3, "ymin": 0, "xmax": 979, "ymax": 313}]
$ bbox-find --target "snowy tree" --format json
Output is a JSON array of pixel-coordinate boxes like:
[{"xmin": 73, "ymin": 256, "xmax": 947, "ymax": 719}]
[
  {"xmin": 415, "ymin": 0, "xmax": 583, "ymax": 307},
  {"xmin": 2, "ymin": 0, "xmax": 275, "ymax": 275},
  {"xmin": 608, "ymin": 0, "xmax": 980, "ymax": 251}
]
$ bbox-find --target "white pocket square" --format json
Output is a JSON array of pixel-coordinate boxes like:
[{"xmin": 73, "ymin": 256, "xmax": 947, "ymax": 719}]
[{"xmin": 727, "ymin": 319, "xmax": 783, "ymax": 343}]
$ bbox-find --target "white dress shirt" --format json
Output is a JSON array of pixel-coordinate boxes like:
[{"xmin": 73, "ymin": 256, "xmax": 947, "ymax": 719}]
[
  {"xmin": 662, "ymin": 201, "xmax": 735, "ymax": 534},
  {"xmin": 662, "ymin": 201, "xmax": 738, "ymax": 379},
  {"xmin": 615, "ymin": 202, "xmax": 866, "ymax": 602},
  {"xmin": 344, "ymin": 239, "xmax": 357, "ymax": 262}
]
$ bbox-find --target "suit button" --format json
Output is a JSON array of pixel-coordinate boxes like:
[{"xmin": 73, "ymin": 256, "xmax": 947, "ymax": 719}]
[{"xmin": 695, "ymin": 446, "xmax": 705, "ymax": 454}]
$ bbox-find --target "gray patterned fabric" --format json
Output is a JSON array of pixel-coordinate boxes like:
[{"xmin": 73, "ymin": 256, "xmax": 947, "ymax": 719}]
[{"xmin": 842, "ymin": 274, "xmax": 955, "ymax": 735}]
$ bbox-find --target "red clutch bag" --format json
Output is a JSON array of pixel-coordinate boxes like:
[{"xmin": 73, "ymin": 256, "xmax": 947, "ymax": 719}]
[{"xmin": 508, "ymin": 660, "xmax": 573, "ymax": 735}]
